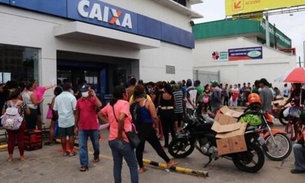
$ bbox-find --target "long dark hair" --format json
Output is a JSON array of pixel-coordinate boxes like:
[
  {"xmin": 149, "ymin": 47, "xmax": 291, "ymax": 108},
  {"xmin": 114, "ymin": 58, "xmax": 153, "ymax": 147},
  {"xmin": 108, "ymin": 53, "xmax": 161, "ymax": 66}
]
[
  {"xmin": 133, "ymin": 84, "xmax": 146, "ymax": 99},
  {"xmin": 110, "ymin": 85, "xmax": 125, "ymax": 106},
  {"xmin": 25, "ymin": 79, "xmax": 36, "ymax": 90},
  {"xmin": 164, "ymin": 83, "xmax": 173, "ymax": 95}
]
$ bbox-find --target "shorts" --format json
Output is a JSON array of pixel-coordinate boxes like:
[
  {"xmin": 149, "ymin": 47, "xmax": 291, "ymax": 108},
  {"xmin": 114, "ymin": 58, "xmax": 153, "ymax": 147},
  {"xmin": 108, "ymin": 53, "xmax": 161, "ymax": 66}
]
[
  {"xmin": 58, "ymin": 126, "xmax": 75, "ymax": 137},
  {"xmin": 174, "ymin": 113, "xmax": 183, "ymax": 122}
]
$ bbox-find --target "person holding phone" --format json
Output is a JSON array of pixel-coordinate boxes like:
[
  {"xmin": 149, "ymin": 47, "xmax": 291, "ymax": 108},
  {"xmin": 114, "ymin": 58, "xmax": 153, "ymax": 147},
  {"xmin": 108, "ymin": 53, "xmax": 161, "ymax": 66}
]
[{"xmin": 75, "ymin": 85, "xmax": 102, "ymax": 172}]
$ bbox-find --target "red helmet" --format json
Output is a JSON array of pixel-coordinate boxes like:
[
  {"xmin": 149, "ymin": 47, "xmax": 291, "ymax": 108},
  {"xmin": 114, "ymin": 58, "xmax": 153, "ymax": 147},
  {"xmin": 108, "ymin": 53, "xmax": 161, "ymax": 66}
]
[{"xmin": 248, "ymin": 93, "xmax": 261, "ymax": 105}]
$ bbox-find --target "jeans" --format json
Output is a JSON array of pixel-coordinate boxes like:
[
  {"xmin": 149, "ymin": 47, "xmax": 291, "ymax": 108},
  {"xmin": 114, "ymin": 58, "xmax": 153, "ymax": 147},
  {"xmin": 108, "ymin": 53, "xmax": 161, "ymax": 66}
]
[
  {"xmin": 293, "ymin": 144, "xmax": 305, "ymax": 170},
  {"xmin": 78, "ymin": 130, "xmax": 100, "ymax": 166},
  {"xmin": 109, "ymin": 139, "xmax": 139, "ymax": 183}
]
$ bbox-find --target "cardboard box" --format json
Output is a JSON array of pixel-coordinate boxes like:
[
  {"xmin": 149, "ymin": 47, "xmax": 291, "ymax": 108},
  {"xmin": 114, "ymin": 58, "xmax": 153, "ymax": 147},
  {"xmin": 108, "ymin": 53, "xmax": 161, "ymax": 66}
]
[
  {"xmin": 219, "ymin": 106, "xmax": 243, "ymax": 118},
  {"xmin": 272, "ymin": 98, "xmax": 289, "ymax": 109},
  {"xmin": 212, "ymin": 114, "xmax": 248, "ymax": 156},
  {"xmin": 214, "ymin": 113, "xmax": 237, "ymax": 125}
]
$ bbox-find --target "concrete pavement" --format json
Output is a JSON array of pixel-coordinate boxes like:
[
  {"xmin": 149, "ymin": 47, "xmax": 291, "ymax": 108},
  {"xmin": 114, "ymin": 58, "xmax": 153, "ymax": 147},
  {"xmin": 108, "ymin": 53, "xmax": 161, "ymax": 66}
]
[{"xmin": 0, "ymin": 122, "xmax": 304, "ymax": 183}]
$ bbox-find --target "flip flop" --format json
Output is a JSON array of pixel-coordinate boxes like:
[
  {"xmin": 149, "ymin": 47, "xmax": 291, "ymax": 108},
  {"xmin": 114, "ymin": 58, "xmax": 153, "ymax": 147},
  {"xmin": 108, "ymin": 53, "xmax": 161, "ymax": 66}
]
[{"xmin": 69, "ymin": 151, "xmax": 77, "ymax": 157}]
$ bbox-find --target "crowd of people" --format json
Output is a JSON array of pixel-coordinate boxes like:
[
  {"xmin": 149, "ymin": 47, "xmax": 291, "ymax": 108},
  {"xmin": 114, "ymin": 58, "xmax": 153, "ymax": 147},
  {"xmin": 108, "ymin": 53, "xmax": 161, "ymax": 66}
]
[{"xmin": 1, "ymin": 75, "xmax": 305, "ymax": 182}]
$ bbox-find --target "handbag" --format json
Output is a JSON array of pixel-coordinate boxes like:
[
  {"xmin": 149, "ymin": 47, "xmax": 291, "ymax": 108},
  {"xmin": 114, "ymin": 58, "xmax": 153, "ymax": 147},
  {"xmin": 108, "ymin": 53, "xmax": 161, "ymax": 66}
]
[
  {"xmin": 112, "ymin": 106, "xmax": 140, "ymax": 149},
  {"xmin": 46, "ymin": 107, "xmax": 53, "ymax": 119}
]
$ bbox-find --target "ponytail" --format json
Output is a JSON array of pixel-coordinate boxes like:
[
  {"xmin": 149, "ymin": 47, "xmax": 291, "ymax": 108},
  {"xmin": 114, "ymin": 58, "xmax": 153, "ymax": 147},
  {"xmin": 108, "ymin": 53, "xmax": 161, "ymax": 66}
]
[
  {"xmin": 110, "ymin": 97, "xmax": 118, "ymax": 106},
  {"xmin": 111, "ymin": 86, "xmax": 126, "ymax": 106}
]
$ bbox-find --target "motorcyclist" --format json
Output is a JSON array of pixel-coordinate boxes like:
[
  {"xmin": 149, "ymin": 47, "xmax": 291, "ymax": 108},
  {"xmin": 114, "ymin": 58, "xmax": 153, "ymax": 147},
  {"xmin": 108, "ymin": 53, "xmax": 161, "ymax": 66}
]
[
  {"xmin": 282, "ymin": 83, "xmax": 305, "ymax": 108},
  {"xmin": 281, "ymin": 83, "xmax": 305, "ymax": 140}
]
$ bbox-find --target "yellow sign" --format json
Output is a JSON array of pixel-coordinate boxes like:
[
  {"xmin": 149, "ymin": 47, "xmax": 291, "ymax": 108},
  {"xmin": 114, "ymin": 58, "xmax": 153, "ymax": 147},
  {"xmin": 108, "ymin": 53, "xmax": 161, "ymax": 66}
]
[{"xmin": 226, "ymin": 0, "xmax": 305, "ymax": 16}]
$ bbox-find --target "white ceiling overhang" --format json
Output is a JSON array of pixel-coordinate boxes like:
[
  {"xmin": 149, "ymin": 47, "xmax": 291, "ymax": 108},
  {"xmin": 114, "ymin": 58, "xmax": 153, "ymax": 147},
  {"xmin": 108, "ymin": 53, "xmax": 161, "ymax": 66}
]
[{"xmin": 54, "ymin": 21, "xmax": 160, "ymax": 50}]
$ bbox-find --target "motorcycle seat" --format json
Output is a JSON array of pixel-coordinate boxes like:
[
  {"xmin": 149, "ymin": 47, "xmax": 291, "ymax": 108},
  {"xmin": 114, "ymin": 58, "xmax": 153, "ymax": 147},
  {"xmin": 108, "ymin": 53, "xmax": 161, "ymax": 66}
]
[{"xmin": 246, "ymin": 125, "xmax": 257, "ymax": 131}]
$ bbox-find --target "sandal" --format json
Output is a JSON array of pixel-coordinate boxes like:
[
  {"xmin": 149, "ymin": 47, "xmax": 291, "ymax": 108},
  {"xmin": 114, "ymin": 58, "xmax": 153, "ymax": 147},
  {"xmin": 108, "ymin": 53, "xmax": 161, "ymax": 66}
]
[
  {"xmin": 79, "ymin": 166, "xmax": 89, "ymax": 172},
  {"xmin": 138, "ymin": 167, "xmax": 147, "ymax": 173},
  {"xmin": 7, "ymin": 158, "xmax": 13, "ymax": 162},
  {"xmin": 20, "ymin": 156, "xmax": 26, "ymax": 161},
  {"xmin": 69, "ymin": 151, "xmax": 77, "ymax": 157},
  {"xmin": 62, "ymin": 152, "xmax": 69, "ymax": 156},
  {"xmin": 167, "ymin": 160, "xmax": 178, "ymax": 169},
  {"xmin": 93, "ymin": 157, "xmax": 100, "ymax": 163}
]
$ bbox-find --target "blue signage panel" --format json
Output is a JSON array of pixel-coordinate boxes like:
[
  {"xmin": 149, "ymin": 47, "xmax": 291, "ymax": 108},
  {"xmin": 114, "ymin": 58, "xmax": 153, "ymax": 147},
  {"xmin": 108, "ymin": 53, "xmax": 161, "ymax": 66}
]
[
  {"xmin": 0, "ymin": 0, "xmax": 9, "ymax": 4},
  {"xmin": 9, "ymin": 0, "xmax": 67, "ymax": 17},
  {"xmin": 179, "ymin": 30, "xmax": 194, "ymax": 48},
  {"xmin": 67, "ymin": 0, "xmax": 138, "ymax": 34},
  {"xmin": 161, "ymin": 23, "xmax": 180, "ymax": 45},
  {"xmin": 137, "ymin": 15, "xmax": 161, "ymax": 40},
  {"xmin": 228, "ymin": 46, "xmax": 263, "ymax": 61},
  {"xmin": 1, "ymin": 0, "xmax": 194, "ymax": 48}
]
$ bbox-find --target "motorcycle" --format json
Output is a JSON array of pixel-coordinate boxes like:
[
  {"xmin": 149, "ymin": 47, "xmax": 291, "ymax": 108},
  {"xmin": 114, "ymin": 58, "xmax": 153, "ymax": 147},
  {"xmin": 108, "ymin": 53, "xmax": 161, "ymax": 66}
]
[
  {"xmin": 239, "ymin": 106, "xmax": 292, "ymax": 161},
  {"xmin": 168, "ymin": 112, "xmax": 266, "ymax": 173}
]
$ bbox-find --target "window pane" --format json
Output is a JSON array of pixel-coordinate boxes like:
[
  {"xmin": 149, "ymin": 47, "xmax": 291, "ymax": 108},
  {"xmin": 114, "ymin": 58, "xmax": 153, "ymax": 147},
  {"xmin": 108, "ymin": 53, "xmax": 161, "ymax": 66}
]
[{"xmin": 0, "ymin": 44, "xmax": 38, "ymax": 84}]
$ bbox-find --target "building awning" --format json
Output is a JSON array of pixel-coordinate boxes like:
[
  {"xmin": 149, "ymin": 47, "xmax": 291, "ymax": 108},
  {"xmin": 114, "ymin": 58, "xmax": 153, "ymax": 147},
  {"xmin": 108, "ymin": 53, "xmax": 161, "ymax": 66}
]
[
  {"xmin": 54, "ymin": 21, "xmax": 160, "ymax": 50},
  {"xmin": 190, "ymin": 0, "xmax": 203, "ymax": 5}
]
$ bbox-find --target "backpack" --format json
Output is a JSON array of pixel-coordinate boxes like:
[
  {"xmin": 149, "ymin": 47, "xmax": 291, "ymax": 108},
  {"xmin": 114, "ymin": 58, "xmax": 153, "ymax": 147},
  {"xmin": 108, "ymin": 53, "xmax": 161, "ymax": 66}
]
[
  {"xmin": 203, "ymin": 96, "xmax": 209, "ymax": 104},
  {"xmin": 130, "ymin": 99, "xmax": 147, "ymax": 125},
  {"xmin": 1, "ymin": 101, "xmax": 23, "ymax": 130},
  {"xmin": 130, "ymin": 101, "xmax": 141, "ymax": 125}
]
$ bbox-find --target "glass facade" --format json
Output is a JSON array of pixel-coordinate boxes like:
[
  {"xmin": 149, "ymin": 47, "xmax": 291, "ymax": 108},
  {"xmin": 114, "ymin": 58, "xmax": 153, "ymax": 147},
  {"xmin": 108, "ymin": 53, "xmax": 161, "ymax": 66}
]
[{"xmin": 0, "ymin": 44, "xmax": 39, "ymax": 84}]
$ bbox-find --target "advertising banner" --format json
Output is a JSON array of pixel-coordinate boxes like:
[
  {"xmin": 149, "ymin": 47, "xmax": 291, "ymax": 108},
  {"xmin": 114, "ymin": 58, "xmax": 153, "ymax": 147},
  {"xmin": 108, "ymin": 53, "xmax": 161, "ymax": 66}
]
[
  {"xmin": 212, "ymin": 51, "xmax": 228, "ymax": 61},
  {"xmin": 226, "ymin": 0, "xmax": 305, "ymax": 16},
  {"xmin": 228, "ymin": 47, "xmax": 262, "ymax": 61}
]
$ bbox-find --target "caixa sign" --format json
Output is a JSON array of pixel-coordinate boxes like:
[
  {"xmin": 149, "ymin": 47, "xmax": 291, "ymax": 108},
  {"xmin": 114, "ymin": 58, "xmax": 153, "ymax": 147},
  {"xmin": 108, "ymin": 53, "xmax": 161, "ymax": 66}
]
[{"xmin": 68, "ymin": 0, "xmax": 137, "ymax": 33}]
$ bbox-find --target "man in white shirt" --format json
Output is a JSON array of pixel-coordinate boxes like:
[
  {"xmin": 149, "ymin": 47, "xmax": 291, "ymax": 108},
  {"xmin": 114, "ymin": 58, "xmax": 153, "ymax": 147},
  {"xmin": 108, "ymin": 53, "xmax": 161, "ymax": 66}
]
[
  {"xmin": 283, "ymin": 83, "xmax": 290, "ymax": 97},
  {"xmin": 185, "ymin": 79, "xmax": 197, "ymax": 116},
  {"xmin": 54, "ymin": 81, "xmax": 77, "ymax": 156}
]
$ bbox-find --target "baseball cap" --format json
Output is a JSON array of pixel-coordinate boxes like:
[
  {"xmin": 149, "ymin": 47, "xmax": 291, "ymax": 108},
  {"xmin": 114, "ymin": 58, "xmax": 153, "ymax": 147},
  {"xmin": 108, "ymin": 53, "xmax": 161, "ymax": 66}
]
[
  {"xmin": 80, "ymin": 85, "xmax": 90, "ymax": 92},
  {"xmin": 210, "ymin": 80, "xmax": 218, "ymax": 84}
]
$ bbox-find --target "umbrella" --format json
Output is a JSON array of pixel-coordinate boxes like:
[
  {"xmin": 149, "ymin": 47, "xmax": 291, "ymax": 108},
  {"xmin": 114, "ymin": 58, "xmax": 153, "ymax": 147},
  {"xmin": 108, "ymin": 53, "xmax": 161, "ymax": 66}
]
[{"xmin": 274, "ymin": 67, "xmax": 305, "ymax": 83}]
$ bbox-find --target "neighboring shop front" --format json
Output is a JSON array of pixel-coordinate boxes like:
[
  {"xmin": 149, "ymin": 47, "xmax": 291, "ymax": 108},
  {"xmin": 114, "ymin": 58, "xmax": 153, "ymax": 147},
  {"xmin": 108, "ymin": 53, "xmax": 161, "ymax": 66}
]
[{"xmin": 192, "ymin": 19, "xmax": 296, "ymax": 89}]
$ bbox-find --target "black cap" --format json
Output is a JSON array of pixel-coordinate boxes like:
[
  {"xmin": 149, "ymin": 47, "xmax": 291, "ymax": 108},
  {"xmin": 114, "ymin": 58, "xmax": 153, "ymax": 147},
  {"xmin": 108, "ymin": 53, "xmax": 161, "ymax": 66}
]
[{"xmin": 80, "ymin": 85, "xmax": 90, "ymax": 92}]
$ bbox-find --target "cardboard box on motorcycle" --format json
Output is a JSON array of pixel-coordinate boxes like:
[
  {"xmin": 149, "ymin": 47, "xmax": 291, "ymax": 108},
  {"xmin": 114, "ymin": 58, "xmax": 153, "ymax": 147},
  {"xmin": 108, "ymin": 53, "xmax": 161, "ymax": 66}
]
[{"xmin": 212, "ymin": 109, "xmax": 247, "ymax": 156}]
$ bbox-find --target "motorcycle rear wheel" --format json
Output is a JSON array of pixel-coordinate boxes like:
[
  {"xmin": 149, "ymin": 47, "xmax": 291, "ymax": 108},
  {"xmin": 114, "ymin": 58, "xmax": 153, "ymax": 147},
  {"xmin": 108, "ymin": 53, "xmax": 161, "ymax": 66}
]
[
  {"xmin": 279, "ymin": 108, "xmax": 288, "ymax": 126},
  {"xmin": 232, "ymin": 142, "xmax": 265, "ymax": 173},
  {"xmin": 264, "ymin": 133, "xmax": 292, "ymax": 161},
  {"xmin": 168, "ymin": 138, "xmax": 195, "ymax": 158}
]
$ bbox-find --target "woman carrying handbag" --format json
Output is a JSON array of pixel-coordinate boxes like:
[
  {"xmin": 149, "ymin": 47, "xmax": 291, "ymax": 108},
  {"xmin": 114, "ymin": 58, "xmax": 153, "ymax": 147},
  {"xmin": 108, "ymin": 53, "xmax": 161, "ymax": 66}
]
[{"xmin": 98, "ymin": 86, "xmax": 139, "ymax": 183}]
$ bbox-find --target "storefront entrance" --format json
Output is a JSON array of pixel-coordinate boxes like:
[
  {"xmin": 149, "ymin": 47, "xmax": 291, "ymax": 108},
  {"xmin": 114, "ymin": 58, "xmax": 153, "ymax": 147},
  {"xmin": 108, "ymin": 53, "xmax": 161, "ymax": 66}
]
[{"xmin": 57, "ymin": 51, "xmax": 137, "ymax": 105}]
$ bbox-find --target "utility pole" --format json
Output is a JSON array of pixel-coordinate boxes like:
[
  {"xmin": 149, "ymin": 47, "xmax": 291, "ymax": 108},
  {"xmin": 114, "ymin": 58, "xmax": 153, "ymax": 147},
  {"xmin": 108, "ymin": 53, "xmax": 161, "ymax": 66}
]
[
  {"xmin": 273, "ymin": 24, "xmax": 277, "ymax": 49},
  {"xmin": 265, "ymin": 13, "xmax": 270, "ymax": 47},
  {"xmin": 303, "ymin": 41, "xmax": 305, "ymax": 67}
]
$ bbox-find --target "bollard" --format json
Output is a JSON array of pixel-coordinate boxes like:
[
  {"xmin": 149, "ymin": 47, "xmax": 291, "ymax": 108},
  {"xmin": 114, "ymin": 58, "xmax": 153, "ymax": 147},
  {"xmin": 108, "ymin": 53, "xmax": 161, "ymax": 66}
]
[
  {"xmin": 143, "ymin": 158, "xmax": 208, "ymax": 177},
  {"xmin": 0, "ymin": 144, "xmax": 7, "ymax": 149}
]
